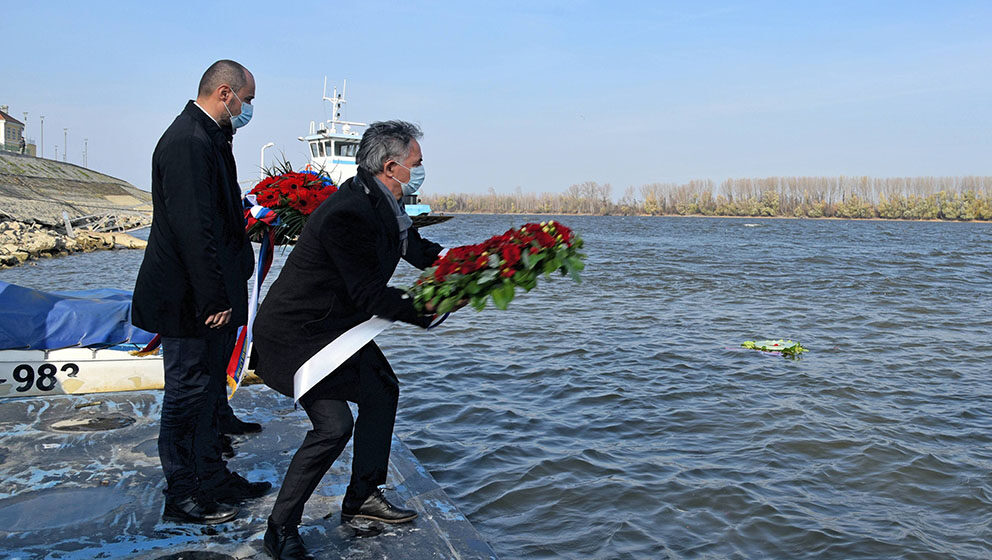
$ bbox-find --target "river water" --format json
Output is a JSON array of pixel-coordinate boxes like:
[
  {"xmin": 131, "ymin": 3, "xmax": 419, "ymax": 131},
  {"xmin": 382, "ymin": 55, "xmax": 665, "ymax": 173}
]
[{"xmin": 2, "ymin": 215, "xmax": 991, "ymax": 559}]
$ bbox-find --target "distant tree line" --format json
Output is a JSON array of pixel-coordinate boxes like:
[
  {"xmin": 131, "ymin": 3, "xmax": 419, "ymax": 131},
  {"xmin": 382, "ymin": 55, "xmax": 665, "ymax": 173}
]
[{"xmin": 422, "ymin": 176, "xmax": 992, "ymax": 221}]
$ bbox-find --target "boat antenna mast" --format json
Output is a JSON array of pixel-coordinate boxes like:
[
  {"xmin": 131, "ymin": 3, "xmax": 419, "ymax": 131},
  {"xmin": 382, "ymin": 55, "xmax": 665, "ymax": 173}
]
[{"xmin": 321, "ymin": 77, "xmax": 366, "ymax": 135}]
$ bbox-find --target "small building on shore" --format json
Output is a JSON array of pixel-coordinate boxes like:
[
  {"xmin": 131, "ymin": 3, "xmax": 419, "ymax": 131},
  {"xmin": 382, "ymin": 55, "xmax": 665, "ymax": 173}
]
[{"xmin": 0, "ymin": 106, "xmax": 34, "ymax": 156}]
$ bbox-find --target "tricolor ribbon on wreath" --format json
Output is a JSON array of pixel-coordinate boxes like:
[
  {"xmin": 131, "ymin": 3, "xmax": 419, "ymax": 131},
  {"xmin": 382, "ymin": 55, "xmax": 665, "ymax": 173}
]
[{"xmin": 224, "ymin": 199, "xmax": 278, "ymax": 397}]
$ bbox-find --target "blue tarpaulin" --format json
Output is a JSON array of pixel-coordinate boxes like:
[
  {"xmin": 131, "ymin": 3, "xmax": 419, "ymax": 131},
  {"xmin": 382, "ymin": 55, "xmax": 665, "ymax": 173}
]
[{"xmin": 0, "ymin": 281, "xmax": 155, "ymax": 350}]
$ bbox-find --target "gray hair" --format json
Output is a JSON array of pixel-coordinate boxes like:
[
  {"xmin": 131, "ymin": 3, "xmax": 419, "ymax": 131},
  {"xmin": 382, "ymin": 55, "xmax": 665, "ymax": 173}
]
[
  {"xmin": 356, "ymin": 120, "xmax": 423, "ymax": 174},
  {"xmin": 198, "ymin": 59, "xmax": 248, "ymax": 97}
]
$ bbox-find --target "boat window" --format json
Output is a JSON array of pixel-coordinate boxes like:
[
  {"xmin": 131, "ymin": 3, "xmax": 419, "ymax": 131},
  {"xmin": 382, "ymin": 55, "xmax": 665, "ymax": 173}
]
[
  {"xmin": 323, "ymin": 141, "xmax": 334, "ymax": 156},
  {"xmin": 310, "ymin": 143, "xmax": 318, "ymax": 158},
  {"xmin": 335, "ymin": 142, "xmax": 358, "ymax": 157}
]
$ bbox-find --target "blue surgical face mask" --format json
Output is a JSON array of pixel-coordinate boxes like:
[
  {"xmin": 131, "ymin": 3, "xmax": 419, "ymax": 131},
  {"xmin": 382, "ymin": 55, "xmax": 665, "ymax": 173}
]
[
  {"xmin": 224, "ymin": 90, "xmax": 252, "ymax": 129},
  {"xmin": 395, "ymin": 162, "xmax": 425, "ymax": 196}
]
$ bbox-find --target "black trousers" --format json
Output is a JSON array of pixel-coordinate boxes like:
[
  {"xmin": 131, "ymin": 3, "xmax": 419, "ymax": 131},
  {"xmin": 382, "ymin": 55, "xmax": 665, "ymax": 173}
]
[
  {"xmin": 159, "ymin": 328, "xmax": 235, "ymax": 500},
  {"xmin": 216, "ymin": 388, "xmax": 239, "ymax": 427},
  {"xmin": 269, "ymin": 344, "xmax": 399, "ymax": 526}
]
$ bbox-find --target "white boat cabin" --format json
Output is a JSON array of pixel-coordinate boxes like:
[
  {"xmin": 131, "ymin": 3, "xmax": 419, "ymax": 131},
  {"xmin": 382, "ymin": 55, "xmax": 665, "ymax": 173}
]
[
  {"xmin": 298, "ymin": 79, "xmax": 448, "ymax": 223},
  {"xmin": 299, "ymin": 80, "xmax": 365, "ymax": 187}
]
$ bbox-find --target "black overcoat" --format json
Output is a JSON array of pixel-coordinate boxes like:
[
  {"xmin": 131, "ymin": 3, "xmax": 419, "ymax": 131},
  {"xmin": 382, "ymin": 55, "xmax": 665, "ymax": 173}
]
[
  {"xmin": 132, "ymin": 101, "xmax": 253, "ymax": 337},
  {"xmin": 253, "ymin": 168, "xmax": 442, "ymax": 397}
]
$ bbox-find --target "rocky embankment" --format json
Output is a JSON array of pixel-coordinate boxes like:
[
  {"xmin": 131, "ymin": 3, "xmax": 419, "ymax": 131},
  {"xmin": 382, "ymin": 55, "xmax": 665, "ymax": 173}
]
[
  {"xmin": 0, "ymin": 220, "xmax": 147, "ymax": 268},
  {"xmin": 0, "ymin": 151, "xmax": 153, "ymax": 268}
]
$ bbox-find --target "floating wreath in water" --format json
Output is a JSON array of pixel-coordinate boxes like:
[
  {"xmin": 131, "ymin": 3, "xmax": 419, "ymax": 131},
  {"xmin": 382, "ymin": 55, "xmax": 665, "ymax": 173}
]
[
  {"xmin": 742, "ymin": 340, "xmax": 809, "ymax": 358},
  {"xmin": 409, "ymin": 220, "xmax": 586, "ymax": 314}
]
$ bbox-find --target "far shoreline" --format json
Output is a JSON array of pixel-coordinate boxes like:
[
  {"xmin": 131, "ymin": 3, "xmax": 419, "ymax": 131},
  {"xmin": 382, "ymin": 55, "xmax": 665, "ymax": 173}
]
[{"xmin": 427, "ymin": 211, "xmax": 992, "ymax": 225}]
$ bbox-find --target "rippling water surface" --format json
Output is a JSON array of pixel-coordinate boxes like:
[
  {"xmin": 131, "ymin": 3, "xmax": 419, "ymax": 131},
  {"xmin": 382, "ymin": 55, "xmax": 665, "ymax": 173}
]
[{"xmin": 3, "ymin": 216, "xmax": 992, "ymax": 559}]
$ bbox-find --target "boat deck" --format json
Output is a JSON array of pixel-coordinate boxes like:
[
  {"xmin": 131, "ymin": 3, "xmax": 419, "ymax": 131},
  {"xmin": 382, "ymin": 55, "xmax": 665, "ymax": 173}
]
[
  {"xmin": 0, "ymin": 386, "xmax": 498, "ymax": 559},
  {"xmin": 411, "ymin": 215, "xmax": 454, "ymax": 228}
]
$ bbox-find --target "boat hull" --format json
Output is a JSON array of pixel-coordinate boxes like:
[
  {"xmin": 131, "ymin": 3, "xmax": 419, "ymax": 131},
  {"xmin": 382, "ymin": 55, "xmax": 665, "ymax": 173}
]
[
  {"xmin": 0, "ymin": 346, "xmax": 163, "ymax": 398},
  {"xmin": 412, "ymin": 214, "xmax": 454, "ymax": 227}
]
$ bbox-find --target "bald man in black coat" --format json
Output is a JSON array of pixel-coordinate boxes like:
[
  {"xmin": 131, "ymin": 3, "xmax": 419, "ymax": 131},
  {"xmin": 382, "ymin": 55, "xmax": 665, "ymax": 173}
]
[{"xmin": 133, "ymin": 60, "xmax": 270, "ymax": 525}]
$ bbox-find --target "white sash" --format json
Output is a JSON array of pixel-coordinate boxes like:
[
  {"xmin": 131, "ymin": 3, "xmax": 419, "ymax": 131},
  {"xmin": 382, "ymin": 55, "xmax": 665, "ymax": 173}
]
[
  {"xmin": 291, "ymin": 250, "xmax": 449, "ymax": 402},
  {"xmin": 292, "ymin": 316, "xmax": 393, "ymax": 401}
]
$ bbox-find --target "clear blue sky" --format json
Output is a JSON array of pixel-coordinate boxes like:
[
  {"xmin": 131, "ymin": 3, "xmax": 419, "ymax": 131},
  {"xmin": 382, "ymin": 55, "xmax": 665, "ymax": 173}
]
[{"xmin": 3, "ymin": 1, "xmax": 990, "ymax": 195}]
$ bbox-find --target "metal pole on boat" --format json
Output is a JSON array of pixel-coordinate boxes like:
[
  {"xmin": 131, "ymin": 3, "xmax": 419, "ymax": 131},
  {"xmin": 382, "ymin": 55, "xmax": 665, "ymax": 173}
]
[{"xmin": 260, "ymin": 142, "xmax": 275, "ymax": 180}]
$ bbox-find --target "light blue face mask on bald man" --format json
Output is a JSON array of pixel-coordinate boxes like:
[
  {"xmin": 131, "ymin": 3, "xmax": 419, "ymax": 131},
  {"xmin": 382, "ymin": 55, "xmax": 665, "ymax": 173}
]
[
  {"xmin": 224, "ymin": 90, "xmax": 253, "ymax": 129},
  {"xmin": 395, "ymin": 162, "xmax": 425, "ymax": 196}
]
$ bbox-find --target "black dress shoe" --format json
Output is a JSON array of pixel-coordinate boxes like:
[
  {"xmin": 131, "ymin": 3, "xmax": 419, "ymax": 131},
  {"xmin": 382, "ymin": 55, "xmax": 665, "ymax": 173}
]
[
  {"xmin": 340, "ymin": 488, "xmax": 417, "ymax": 524},
  {"xmin": 220, "ymin": 416, "xmax": 263, "ymax": 435},
  {"xmin": 162, "ymin": 495, "xmax": 238, "ymax": 525},
  {"xmin": 263, "ymin": 518, "xmax": 314, "ymax": 560},
  {"xmin": 208, "ymin": 471, "xmax": 272, "ymax": 503}
]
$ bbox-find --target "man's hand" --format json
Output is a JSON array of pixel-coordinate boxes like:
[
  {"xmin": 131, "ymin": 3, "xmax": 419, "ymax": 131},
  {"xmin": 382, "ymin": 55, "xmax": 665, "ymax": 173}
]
[
  {"xmin": 205, "ymin": 308, "xmax": 232, "ymax": 328},
  {"xmin": 424, "ymin": 299, "xmax": 468, "ymax": 314}
]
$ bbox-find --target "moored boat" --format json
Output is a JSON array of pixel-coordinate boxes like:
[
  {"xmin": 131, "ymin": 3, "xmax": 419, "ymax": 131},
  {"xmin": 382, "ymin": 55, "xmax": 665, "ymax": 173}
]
[
  {"xmin": 0, "ymin": 344, "xmax": 162, "ymax": 398},
  {"xmin": 299, "ymin": 79, "xmax": 453, "ymax": 227},
  {"xmin": 0, "ymin": 281, "xmax": 163, "ymax": 398}
]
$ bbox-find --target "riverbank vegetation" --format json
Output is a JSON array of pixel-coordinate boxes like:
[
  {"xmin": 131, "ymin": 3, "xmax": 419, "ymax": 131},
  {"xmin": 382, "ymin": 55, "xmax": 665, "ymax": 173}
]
[{"xmin": 422, "ymin": 176, "xmax": 992, "ymax": 221}]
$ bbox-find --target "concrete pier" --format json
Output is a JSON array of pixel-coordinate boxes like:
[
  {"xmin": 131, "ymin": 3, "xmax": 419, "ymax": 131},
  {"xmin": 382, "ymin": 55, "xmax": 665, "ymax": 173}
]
[{"xmin": 0, "ymin": 386, "xmax": 498, "ymax": 559}]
